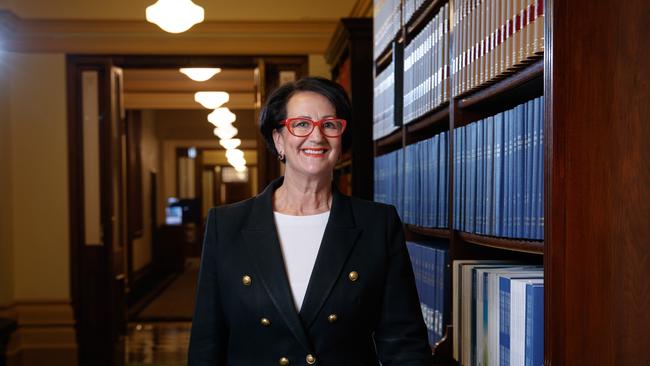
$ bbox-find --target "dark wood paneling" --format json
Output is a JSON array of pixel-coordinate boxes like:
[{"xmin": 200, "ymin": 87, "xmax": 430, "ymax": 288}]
[{"xmin": 547, "ymin": 0, "xmax": 650, "ymax": 364}]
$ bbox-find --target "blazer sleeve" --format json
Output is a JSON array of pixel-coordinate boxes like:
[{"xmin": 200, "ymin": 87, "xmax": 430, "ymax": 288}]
[
  {"xmin": 188, "ymin": 208, "xmax": 229, "ymax": 365},
  {"xmin": 373, "ymin": 205, "xmax": 433, "ymax": 366}
]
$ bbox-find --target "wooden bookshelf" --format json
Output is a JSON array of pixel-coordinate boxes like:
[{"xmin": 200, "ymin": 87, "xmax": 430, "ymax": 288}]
[
  {"xmin": 370, "ymin": 0, "xmax": 650, "ymax": 364},
  {"xmin": 457, "ymin": 232, "xmax": 544, "ymax": 255}
]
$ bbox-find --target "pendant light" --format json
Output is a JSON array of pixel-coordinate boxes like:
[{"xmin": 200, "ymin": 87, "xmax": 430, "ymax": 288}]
[{"xmin": 146, "ymin": 0, "xmax": 205, "ymax": 34}]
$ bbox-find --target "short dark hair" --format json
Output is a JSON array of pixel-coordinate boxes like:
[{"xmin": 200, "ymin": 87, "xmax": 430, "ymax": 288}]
[{"xmin": 259, "ymin": 76, "xmax": 352, "ymax": 160}]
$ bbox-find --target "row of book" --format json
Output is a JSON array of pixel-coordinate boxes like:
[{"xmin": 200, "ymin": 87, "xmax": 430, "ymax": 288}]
[
  {"xmin": 453, "ymin": 261, "xmax": 543, "ymax": 366},
  {"xmin": 403, "ymin": 3, "xmax": 450, "ymax": 124},
  {"xmin": 373, "ymin": 58, "xmax": 399, "ymax": 140},
  {"xmin": 451, "ymin": 0, "xmax": 545, "ymax": 96},
  {"xmin": 453, "ymin": 96, "xmax": 544, "ymax": 240},
  {"xmin": 402, "ymin": 0, "xmax": 432, "ymax": 28},
  {"xmin": 374, "ymin": 148, "xmax": 404, "ymax": 217},
  {"xmin": 373, "ymin": 0, "xmax": 401, "ymax": 60},
  {"xmin": 406, "ymin": 241, "xmax": 450, "ymax": 346},
  {"xmin": 404, "ymin": 132, "xmax": 449, "ymax": 228}
]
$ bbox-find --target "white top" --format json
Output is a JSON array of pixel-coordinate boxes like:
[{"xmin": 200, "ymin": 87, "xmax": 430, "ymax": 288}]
[{"xmin": 273, "ymin": 210, "xmax": 330, "ymax": 310}]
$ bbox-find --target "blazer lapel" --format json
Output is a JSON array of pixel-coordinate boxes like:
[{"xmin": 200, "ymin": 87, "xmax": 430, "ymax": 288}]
[
  {"xmin": 299, "ymin": 187, "xmax": 362, "ymax": 328},
  {"xmin": 240, "ymin": 177, "xmax": 312, "ymax": 351}
]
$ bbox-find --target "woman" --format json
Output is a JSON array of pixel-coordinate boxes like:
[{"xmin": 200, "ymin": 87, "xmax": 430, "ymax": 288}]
[{"xmin": 188, "ymin": 77, "xmax": 432, "ymax": 365}]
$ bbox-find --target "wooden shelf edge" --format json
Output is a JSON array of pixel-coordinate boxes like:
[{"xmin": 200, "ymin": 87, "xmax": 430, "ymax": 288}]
[
  {"xmin": 457, "ymin": 231, "xmax": 544, "ymax": 254},
  {"xmin": 374, "ymin": 128, "xmax": 403, "ymax": 152},
  {"xmin": 457, "ymin": 59, "xmax": 543, "ymax": 109},
  {"xmin": 405, "ymin": 0, "xmax": 447, "ymax": 39},
  {"xmin": 405, "ymin": 102, "xmax": 450, "ymax": 136},
  {"xmin": 406, "ymin": 225, "xmax": 451, "ymax": 239},
  {"xmin": 374, "ymin": 41, "xmax": 393, "ymax": 70}
]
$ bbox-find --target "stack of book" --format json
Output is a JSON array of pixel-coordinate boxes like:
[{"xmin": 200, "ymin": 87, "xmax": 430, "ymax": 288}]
[
  {"xmin": 373, "ymin": 0, "xmax": 401, "ymax": 59},
  {"xmin": 406, "ymin": 241, "xmax": 450, "ymax": 346},
  {"xmin": 403, "ymin": 132, "xmax": 449, "ymax": 228},
  {"xmin": 451, "ymin": 0, "xmax": 545, "ymax": 96},
  {"xmin": 374, "ymin": 149, "xmax": 404, "ymax": 218},
  {"xmin": 403, "ymin": 3, "xmax": 450, "ymax": 124},
  {"xmin": 373, "ymin": 57, "xmax": 398, "ymax": 140},
  {"xmin": 452, "ymin": 260, "xmax": 543, "ymax": 366},
  {"xmin": 453, "ymin": 96, "xmax": 544, "ymax": 240}
]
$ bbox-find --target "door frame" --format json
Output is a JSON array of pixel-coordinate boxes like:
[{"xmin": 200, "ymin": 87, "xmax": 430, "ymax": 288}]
[{"xmin": 66, "ymin": 54, "xmax": 308, "ymax": 364}]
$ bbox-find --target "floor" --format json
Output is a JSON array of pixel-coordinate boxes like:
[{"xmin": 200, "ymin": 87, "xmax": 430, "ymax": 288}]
[{"xmin": 125, "ymin": 322, "xmax": 191, "ymax": 366}]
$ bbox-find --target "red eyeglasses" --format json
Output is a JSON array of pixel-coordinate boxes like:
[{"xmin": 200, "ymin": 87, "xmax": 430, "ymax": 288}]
[{"xmin": 278, "ymin": 117, "xmax": 347, "ymax": 137}]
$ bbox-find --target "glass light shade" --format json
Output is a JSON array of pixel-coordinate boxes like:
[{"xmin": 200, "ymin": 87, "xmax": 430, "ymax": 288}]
[
  {"xmin": 195, "ymin": 92, "xmax": 229, "ymax": 109},
  {"xmin": 225, "ymin": 149, "xmax": 244, "ymax": 160},
  {"xmin": 228, "ymin": 156, "xmax": 246, "ymax": 166},
  {"xmin": 145, "ymin": 0, "xmax": 205, "ymax": 34},
  {"xmin": 180, "ymin": 68, "xmax": 221, "ymax": 82},
  {"xmin": 213, "ymin": 125, "xmax": 238, "ymax": 140},
  {"xmin": 208, "ymin": 107, "xmax": 236, "ymax": 126},
  {"xmin": 219, "ymin": 138, "xmax": 241, "ymax": 150}
]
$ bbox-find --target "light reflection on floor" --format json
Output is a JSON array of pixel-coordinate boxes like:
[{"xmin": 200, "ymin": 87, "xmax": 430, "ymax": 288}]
[{"xmin": 125, "ymin": 322, "xmax": 191, "ymax": 366}]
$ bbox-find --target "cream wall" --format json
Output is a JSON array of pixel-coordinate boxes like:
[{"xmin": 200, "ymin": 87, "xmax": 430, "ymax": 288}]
[
  {"xmin": 8, "ymin": 52, "xmax": 70, "ymax": 300},
  {"xmin": 0, "ymin": 49, "xmax": 15, "ymax": 306},
  {"xmin": 309, "ymin": 54, "xmax": 331, "ymax": 79}
]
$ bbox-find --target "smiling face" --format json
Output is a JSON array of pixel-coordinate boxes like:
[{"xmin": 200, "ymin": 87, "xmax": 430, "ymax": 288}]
[{"xmin": 272, "ymin": 91, "xmax": 343, "ymax": 183}]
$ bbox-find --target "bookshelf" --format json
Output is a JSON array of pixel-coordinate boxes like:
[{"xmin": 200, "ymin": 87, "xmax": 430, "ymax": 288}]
[{"xmin": 371, "ymin": 0, "xmax": 650, "ymax": 365}]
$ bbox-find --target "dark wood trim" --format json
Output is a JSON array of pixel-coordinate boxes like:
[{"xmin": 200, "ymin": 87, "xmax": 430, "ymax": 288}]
[
  {"xmin": 375, "ymin": 42, "xmax": 394, "ymax": 73},
  {"xmin": 405, "ymin": 0, "xmax": 448, "ymax": 41},
  {"xmin": 405, "ymin": 225, "xmax": 451, "ymax": 240},
  {"xmin": 457, "ymin": 59, "xmax": 543, "ymax": 109},
  {"xmin": 457, "ymin": 231, "xmax": 544, "ymax": 255},
  {"xmin": 404, "ymin": 103, "xmax": 450, "ymax": 144}
]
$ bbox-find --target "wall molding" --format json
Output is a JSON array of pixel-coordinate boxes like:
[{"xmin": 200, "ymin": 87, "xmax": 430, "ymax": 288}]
[
  {"xmin": 0, "ymin": 10, "xmax": 337, "ymax": 55},
  {"xmin": 0, "ymin": 301, "xmax": 77, "ymax": 366}
]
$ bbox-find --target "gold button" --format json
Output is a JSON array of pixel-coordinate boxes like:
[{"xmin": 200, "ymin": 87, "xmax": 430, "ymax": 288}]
[
  {"xmin": 260, "ymin": 317, "xmax": 271, "ymax": 327},
  {"xmin": 279, "ymin": 357, "xmax": 289, "ymax": 366},
  {"xmin": 348, "ymin": 271, "xmax": 359, "ymax": 282},
  {"xmin": 242, "ymin": 275, "xmax": 252, "ymax": 286},
  {"xmin": 306, "ymin": 354, "xmax": 316, "ymax": 364},
  {"xmin": 327, "ymin": 314, "xmax": 338, "ymax": 323}
]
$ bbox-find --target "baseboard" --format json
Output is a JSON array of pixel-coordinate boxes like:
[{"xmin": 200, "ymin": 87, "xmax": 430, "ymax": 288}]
[{"xmin": 0, "ymin": 301, "xmax": 78, "ymax": 366}]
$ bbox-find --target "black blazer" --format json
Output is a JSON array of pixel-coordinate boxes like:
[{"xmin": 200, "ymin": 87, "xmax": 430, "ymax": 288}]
[{"xmin": 188, "ymin": 177, "xmax": 432, "ymax": 366}]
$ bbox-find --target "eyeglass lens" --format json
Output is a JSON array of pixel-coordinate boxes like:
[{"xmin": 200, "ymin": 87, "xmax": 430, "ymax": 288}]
[{"xmin": 289, "ymin": 119, "xmax": 345, "ymax": 137}]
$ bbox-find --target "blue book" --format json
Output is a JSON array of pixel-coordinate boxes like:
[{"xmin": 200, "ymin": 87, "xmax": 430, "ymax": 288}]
[
  {"xmin": 525, "ymin": 283, "xmax": 544, "ymax": 366},
  {"xmin": 439, "ymin": 132, "xmax": 447, "ymax": 227},
  {"xmin": 454, "ymin": 130, "xmax": 460, "ymax": 229},
  {"xmin": 503, "ymin": 111, "xmax": 511, "ymax": 237},
  {"xmin": 485, "ymin": 116, "xmax": 494, "ymax": 236},
  {"xmin": 469, "ymin": 123, "xmax": 477, "ymax": 233},
  {"xmin": 536, "ymin": 97, "xmax": 545, "ymax": 239},
  {"xmin": 522, "ymin": 100, "xmax": 535, "ymax": 239},
  {"xmin": 515, "ymin": 104, "xmax": 525, "ymax": 238},
  {"xmin": 396, "ymin": 149, "xmax": 402, "ymax": 218},
  {"xmin": 459, "ymin": 126, "xmax": 466, "ymax": 231},
  {"xmin": 476, "ymin": 120, "xmax": 484, "ymax": 234},
  {"xmin": 493, "ymin": 113, "xmax": 504, "ymax": 236}
]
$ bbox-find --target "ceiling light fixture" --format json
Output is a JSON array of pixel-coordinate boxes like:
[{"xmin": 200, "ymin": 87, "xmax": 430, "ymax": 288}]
[
  {"xmin": 145, "ymin": 0, "xmax": 205, "ymax": 34},
  {"xmin": 219, "ymin": 138, "xmax": 242, "ymax": 150},
  {"xmin": 213, "ymin": 126, "xmax": 238, "ymax": 140},
  {"xmin": 195, "ymin": 91, "xmax": 229, "ymax": 109},
  {"xmin": 208, "ymin": 107, "xmax": 237, "ymax": 126},
  {"xmin": 181, "ymin": 68, "xmax": 222, "ymax": 82}
]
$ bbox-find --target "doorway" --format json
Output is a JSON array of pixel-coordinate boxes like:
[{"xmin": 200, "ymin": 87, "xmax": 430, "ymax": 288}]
[{"xmin": 66, "ymin": 54, "xmax": 307, "ymax": 365}]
